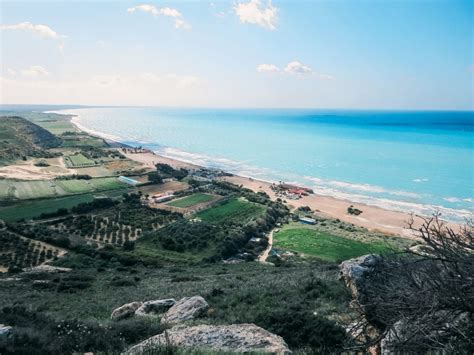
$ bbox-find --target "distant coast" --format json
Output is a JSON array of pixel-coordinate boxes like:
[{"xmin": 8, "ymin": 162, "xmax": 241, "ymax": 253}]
[{"xmin": 67, "ymin": 114, "xmax": 462, "ymax": 238}]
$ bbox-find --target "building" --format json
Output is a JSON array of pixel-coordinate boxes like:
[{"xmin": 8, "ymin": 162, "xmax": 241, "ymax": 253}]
[
  {"xmin": 299, "ymin": 216, "xmax": 316, "ymax": 225},
  {"xmin": 152, "ymin": 192, "xmax": 175, "ymax": 203},
  {"xmin": 118, "ymin": 176, "xmax": 139, "ymax": 185}
]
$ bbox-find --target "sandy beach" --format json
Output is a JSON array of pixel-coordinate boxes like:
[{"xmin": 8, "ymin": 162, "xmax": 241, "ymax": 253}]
[{"xmin": 119, "ymin": 148, "xmax": 455, "ymax": 238}]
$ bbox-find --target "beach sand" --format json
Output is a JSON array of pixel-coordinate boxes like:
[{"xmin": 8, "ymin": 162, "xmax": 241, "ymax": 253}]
[{"xmin": 120, "ymin": 149, "xmax": 437, "ymax": 238}]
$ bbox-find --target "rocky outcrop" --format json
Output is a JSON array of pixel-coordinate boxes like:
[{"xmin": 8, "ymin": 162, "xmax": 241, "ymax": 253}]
[
  {"xmin": 135, "ymin": 299, "xmax": 176, "ymax": 317},
  {"xmin": 22, "ymin": 265, "xmax": 72, "ymax": 274},
  {"xmin": 0, "ymin": 324, "xmax": 12, "ymax": 346},
  {"xmin": 111, "ymin": 302, "xmax": 143, "ymax": 320},
  {"xmin": 161, "ymin": 296, "xmax": 209, "ymax": 324},
  {"xmin": 339, "ymin": 254, "xmax": 381, "ymax": 301},
  {"xmin": 125, "ymin": 324, "xmax": 291, "ymax": 354}
]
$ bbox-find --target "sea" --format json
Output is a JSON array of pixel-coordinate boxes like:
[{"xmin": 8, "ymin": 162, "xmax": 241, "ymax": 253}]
[{"xmin": 53, "ymin": 107, "xmax": 474, "ymax": 223}]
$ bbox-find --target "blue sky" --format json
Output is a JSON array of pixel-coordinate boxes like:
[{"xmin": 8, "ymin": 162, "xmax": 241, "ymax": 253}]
[{"xmin": 1, "ymin": 0, "xmax": 473, "ymax": 109}]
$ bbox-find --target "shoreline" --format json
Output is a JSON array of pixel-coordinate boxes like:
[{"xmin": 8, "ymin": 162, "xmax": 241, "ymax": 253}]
[{"xmin": 67, "ymin": 114, "xmax": 463, "ymax": 238}]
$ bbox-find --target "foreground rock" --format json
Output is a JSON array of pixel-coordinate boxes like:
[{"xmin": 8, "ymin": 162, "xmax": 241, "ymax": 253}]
[
  {"xmin": 22, "ymin": 265, "xmax": 72, "ymax": 274},
  {"xmin": 135, "ymin": 299, "xmax": 176, "ymax": 317},
  {"xmin": 161, "ymin": 296, "xmax": 208, "ymax": 324},
  {"xmin": 111, "ymin": 302, "xmax": 143, "ymax": 320},
  {"xmin": 125, "ymin": 324, "xmax": 291, "ymax": 354},
  {"xmin": 0, "ymin": 324, "xmax": 13, "ymax": 346},
  {"xmin": 339, "ymin": 254, "xmax": 381, "ymax": 302}
]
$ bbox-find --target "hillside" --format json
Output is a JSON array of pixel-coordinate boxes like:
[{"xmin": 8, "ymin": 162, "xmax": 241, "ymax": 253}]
[{"xmin": 0, "ymin": 116, "xmax": 61, "ymax": 165}]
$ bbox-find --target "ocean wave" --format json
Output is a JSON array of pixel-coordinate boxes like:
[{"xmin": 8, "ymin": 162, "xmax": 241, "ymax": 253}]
[{"xmin": 304, "ymin": 176, "xmax": 420, "ymax": 198}]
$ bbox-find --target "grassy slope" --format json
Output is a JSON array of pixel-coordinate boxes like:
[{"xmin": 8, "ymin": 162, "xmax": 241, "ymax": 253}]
[
  {"xmin": 166, "ymin": 193, "xmax": 215, "ymax": 208},
  {"xmin": 0, "ymin": 261, "xmax": 349, "ymax": 322},
  {"xmin": 0, "ymin": 116, "xmax": 61, "ymax": 165},
  {"xmin": 274, "ymin": 224, "xmax": 397, "ymax": 262},
  {"xmin": 196, "ymin": 197, "xmax": 266, "ymax": 224}
]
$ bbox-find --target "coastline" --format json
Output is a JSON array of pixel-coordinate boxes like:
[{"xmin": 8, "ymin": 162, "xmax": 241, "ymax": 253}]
[{"xmin": 67, "ymin": 114, "xmax": 462, "ymax": 238}]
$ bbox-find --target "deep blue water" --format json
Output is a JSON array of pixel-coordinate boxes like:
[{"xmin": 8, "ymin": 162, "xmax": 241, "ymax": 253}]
[{"xmin": 55, "ymin": 108, "xmax": 473, "ymax": 222}]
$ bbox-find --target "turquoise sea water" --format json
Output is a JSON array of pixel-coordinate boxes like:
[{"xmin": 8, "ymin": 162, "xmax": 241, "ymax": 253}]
[{"xmin": 55, "ymin": 108, "xmax": 473, "ymax": 222}]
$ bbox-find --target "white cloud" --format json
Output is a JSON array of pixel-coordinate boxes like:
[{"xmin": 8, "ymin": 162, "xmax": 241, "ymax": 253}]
[
  {"xmin": 20, "ymin": 65, "xmax": 49, "ymax": 78},
  {"xmin": 96, "ymin": 40, "xmax": 105, "ymax": 47},
  {"xmin": 234, "ymin": 0, "xmax": 278, "ymax": 30},
  {"xmin": 127, "ymin": 4, "xmax": 191, "ymax": 30},
  {"xmin": 7, "ymin": 68, "xmax": 16, "ymax": 76},
  {"xmin": 257, "ymin": 63, "xmax": 280, "ymax": 73},
  {"xmin": 0, "ymin": 22, "xmax": 64, "ymax": 39},
  {"xmin": 258, "ymin": 61, "xmax": 334, "ymax": 79},
  {"xmin": 284, "ymin": 61, "xmax": 313, "ymax": 75}
]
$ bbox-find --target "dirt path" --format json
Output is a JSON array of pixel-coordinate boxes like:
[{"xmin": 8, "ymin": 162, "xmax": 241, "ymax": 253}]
[{"xmin": 258, "ymin": 229, "xmax": 275, "ymax": 263}]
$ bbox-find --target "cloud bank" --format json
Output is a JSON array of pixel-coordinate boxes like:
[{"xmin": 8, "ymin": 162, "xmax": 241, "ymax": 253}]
[
  {"xmin": 234, "ymin": 0, "xmax": 278, "ymax": 30},
  {"xmin": 0, "ymin": 21, "xmax": 65, "ymax": 39},
  {"xmin": 127, "ymin": 4, "xmax": 191, "ymax": 30}
]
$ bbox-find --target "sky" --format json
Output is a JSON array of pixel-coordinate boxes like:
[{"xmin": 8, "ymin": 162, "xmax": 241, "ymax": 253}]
[{"xmin": 0, "ymin": 0, "xmax": 473, "ymax": 109}]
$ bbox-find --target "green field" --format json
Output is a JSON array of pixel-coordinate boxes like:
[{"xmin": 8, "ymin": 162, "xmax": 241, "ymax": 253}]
[
  {"xmin": 0, "ymin": 180, "xmax": 62, "ymax": 199},
  {"xmin": 0, "ymin": 178, "xmax": 128, "ymax": 200},
  {"xmin": 64, "ymin": 153, "xmax": 97, "ymax": 168},
  {"xmin": 36, "ymin": 120, "xmax": 76, "ymax": 135},
  {"xmin": 274, "ymin": 225, "xmax": 395, "ymax": 262},
  {"xmin": 0, "ymin": 189, "xmax": 129, "ymax": 222},
  {"xmin": 196, "ymin": 197, "xmax": 266, "ymax": 224},
  {"xmin": 166, "ymin": 193, "xmax": 216, "ymax": 208},
  {"xmin": 61, "ymin": 136, "xmax": 106, "ymax": 148},
  {"xmin": 0, "ymin": 194, "xmax": 95, "ymax": 221}
]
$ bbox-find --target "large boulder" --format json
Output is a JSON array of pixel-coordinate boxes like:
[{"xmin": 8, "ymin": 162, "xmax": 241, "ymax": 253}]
[
  {"xmin": 125, "ymin": 323, "xmax": 291, "ymax": 354},
  {"xmin": 111, "ymin": 302, "xmax": 143, "ymax": 321},
  {"xmin": 0, "ymin": 324, "xmax": 12, "ymax": 346},
  {"xmin": 339, "ymin": 254, "xmax": 381, "ymax": 301},
  {"xmin": 161, "ymin": 296, "xmax": 208, "ymax": 324},
  {"xmin": 135, "ymin": 299, "xmax": 176, "ymax": 317}
]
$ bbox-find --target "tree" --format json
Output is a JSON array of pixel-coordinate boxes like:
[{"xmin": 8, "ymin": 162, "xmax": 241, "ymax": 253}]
[{"xmin": 351, "ymin": 214, "xmax": 473, "ymax": 353}]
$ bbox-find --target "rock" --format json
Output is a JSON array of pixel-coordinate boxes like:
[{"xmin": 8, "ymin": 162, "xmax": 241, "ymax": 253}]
[
  {"xmin": 111, "ymin": 302, "xmax": 143, "ymax": 320},
  {"xmin": 339, "ymin": 254, "xmax": 381, "ymax": 301},
  {"xmin": 0, "ymin": 324, "xmax": 12, "ymax": 345},
  {"xmin": 22, "ymin": 265, "xmax": 72, "ymax": 274},
  {"xmin": 161, "ymin": 296, "xmax": 208, "ymax": 324},
  {"xmin": 125, "ymin": 324, "xmax": 291, "ymax": 354},
  {"xmin": 135, "ymin": 299, "xmax": 176, "ymax": 317}
]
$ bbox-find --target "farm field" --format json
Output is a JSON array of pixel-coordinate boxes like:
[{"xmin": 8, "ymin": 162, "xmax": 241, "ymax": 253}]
[
  {"xmin": 0, "ymin": 177, "xmax": 128, "ymax": 201},
  {"xmin": 273, "ymin": 224, "xmax": 395, "ymax": 262},
  {"xmin": 196, "ymin": 197, "xmax": 266, "ymax": 224},
  {"xmin": 0, "ymin": 190, "xmax": 128, "ymax": 222},
  {"xmin": 35, "ymin": 119, "xmax": 77, "ymax": 135},
  {"xmin": 166, "ymin": 193, "xmax": 216, "ymax": 208},
  {"xmin": 64, "ymin": 153, "xmax": 97, "ymax": 168},
  {"xmin": 0, "ymin": 180, "xmax": 63, "ymax": 200},
  {"xmin": 61, "ymin": 136, "xmax": 106, "ymax": 148}
]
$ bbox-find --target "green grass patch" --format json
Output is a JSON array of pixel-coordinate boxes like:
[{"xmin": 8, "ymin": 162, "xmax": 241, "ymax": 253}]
[
  {"xmin": 61, "ymin": 136, "xmax": 106, "ymax": 148},
  {"xmin": 274, "ymin": 225, "xmax": 395, "ymax": 262},
  {"xmin": 64, "ymin": 153, "xmax": 97, "ymax": 168},
  {"xmin": 166, "ymin": 193, "xmax": 216, "ymax": 208},
  {"xmin": 196, "ymin": 197, "xmax": 266, "ymax": 224},
  {"xmin": 35, "ymin": 120, "xmax": 76, "ymax": 135},
  {"xmin": 0, "ymin": 178, "xmax": 128, "ymax": 201},
  {"xmin": 0, "ymin": 189, "xmax": 128, "ymax": 222},
  {"xmin": 0, "ymin": 180, "xmax": 64, "ymax": 199}
]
